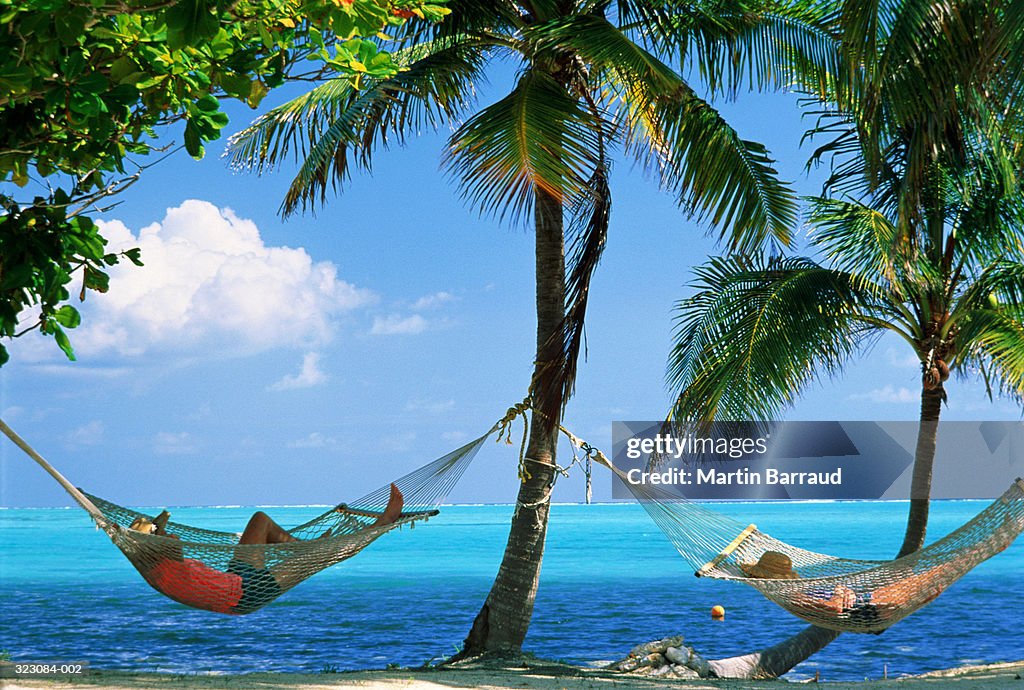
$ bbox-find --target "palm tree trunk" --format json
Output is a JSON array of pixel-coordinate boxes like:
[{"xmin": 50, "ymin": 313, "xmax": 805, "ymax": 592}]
[
  {"xmin": 706, "ymin": 624, "xmax": 841, "ymax": 678},
  {"xmin": 458, "ymin": 188, "xmax": 566, "ymax": 656},
  {"xmin": 897, "ymin": 385, "xmax": 944, "ymax": 558},
  {"xmin": 706, "ymin": 385, "xmax": 947, "ymax": 677}
]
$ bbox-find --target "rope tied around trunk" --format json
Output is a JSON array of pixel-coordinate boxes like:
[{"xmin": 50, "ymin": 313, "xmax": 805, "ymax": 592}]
[
  {"xmin": 495, "ymin": 398, "xmax": 532, "ymax": 481},
  {"xmin": 499, "ymin": 398, "xmax": 601, "ymax": 507}
]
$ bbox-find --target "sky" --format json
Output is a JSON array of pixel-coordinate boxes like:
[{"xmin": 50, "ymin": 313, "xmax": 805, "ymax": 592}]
[{"xmin": 2, "ymin": 61, "xmax": 1022, "ymax": 509}]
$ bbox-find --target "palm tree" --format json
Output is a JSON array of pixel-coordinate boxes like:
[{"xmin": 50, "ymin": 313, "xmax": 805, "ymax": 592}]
[
  {"xmin": 666, "ymin": 157, "xmax": 1024, "ymax": 678},
  {"xmin": 665, "ymin": 79, "xmax": 1024, "ymax": 690},
  {"xmin": 800, "ymin": 0, "xmax": 1024, "ymax": 557},
  {"xmin": 665, "ymin": 0, "xmax": 1024, "ymax": 677},
  {"xmin": 669, "ymin": 171, "xmax": 1024, "ymax": 527},
  {"xmin": 226, "ymin": 0, "xmax": 830, "ymax": 656}
]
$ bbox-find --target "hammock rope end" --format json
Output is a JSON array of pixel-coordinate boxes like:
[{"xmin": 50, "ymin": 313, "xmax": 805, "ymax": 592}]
[{"xmin": 696, "ymin": 523, "xmax": 758, "ymax": 578}]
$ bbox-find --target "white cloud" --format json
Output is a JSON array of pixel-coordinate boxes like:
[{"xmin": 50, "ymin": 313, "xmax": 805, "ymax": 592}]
[
  {"xmin": 154, "ymin": 431, "xmax": 195, "ymax": 455},
  {"xmin": 412, "ymin": 291, "xmax": 455, "ymax": 310},
  {"xmin": 29, "ymin": 364, "xmax": 133, "ymax": 378},
  {"xmin": 885, "ymin": 348, "xmax": 922, "ymax": 369},
  {"xmin": 849, "ymin": 385, "xmax": 918, "ymax": 404},
  {"xmin": 380, "ymin": 431, "xmax": 417, "ymax": 452},
  {"xmin": 370, "ymin": 314, "xmax": 428, "ymax": 336},
  {"xmin": 2, "ymin": 406, "xmax": 25, "ymax": 420},
  {"xmin": 0, "ymin": 406, "xmax": 54, "ymax": 423},
  {"xmin": 441, "ymin": 430, "xmax": 469, "ymax": 443},
  {"xmin": 269, "ymin": 352, "xmax": 327, "ymax": 391},
  {"xmin": 406, "ymin": 398, "xmax": 456, "ymax": 414},
  {"xmin": 65, "ymin": 420, "xmax": 104, "ymax": 446},
  {"xmin": 75, "ymin": 200, "xmax": 375, "ymax": 357},
  {"xmin": 287, "ymin": 432, "xmax": 337, "ymax": 449},
  {"xmin": 187, "ymin": 402, "xmax": 213, "ymax": 421}
]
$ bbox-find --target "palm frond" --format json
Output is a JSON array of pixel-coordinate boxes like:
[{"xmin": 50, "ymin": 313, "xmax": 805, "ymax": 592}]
[
  {"xmin": 828, "ymin": 0, "xmax": 1024, "ymax": 227},
  {"xmin": 226, "ymin": 37, "xmax": 491, "ymax": 215},
  {"xmin": 615, "ymin": 0, "xmax": 679, "ymax": 46},
  {"xmin": 534, "ymin": 161, "xmax": 611, "ymax": 412},
  {"xmin": 807, "ymin": 196, "xmax": 904, "ymax": 285},
  {"xmin": 667, "ymin": 255, "xmax": 879, "ymax": 423},
  {"xmin": 671, "ymin": 0, "xmax": 843, "ymax": 99},
  {"xmin": 444, "ymin": 69, "xmax": 601, "ymax": 226},
  {"xmin": 528, "ymin": 10, "xmax": 803, "ymax": 250},
  {"xmin": 391, "ymin": 0, "xmax": 523, "ymax": 43},
  {"xmin": 616, "ymin": 78, "xmax": 797, "ymax": 251},
  {"xmin": 955, "ymin": 262, "xmax": 1024, "ymax": 317},
  {"xmin": 945, "ymin": 156, "xmax": 1024, "ymax": 278},
  {"xmin": 528, "ymin": 13, "xmax": 682, "ymax": 94},
  {"xmin": 954, "ymin": 308, "xmax": 1024, "ymax": 406}
]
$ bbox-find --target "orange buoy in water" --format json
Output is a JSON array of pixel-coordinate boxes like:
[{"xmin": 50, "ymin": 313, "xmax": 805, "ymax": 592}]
[{"xmin": 711, "ymin": 605, "xmax": 726, "ymax": 619}]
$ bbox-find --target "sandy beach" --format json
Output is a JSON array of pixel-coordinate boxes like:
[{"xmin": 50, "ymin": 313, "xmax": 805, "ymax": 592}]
[{"xmin": 4, "ymin": 659, "xmax": 1024, "ymax": 690}]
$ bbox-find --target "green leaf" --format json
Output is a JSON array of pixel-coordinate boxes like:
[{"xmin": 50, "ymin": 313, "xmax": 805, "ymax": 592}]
[
  {"xmin": 220, "ymin": 73, "xmax": 253, "ymax": 100},
  {"xmin": 0, "ymin": 263, "xmax": 33, "ymax": 291},
  {"xmin": 83, "ymin": 266, "xmax": 110, "ymax": 293},
  {"xmin": 135, "ymin": 74, "xmax": 169, "ymax": 90},
  {"xmin": 55, "ymin": 9, "xmax": 87, "ymax": 46},
  {"xmin": 53, "ymin": 305, "xmax": 81, "ymax": 328},
  {"xmin": 52, "ymin": 325, "xmax": 76, "ymax": 361},
  {"xmin": 195, "ymin": 94, "xmax": 220, "ymax": 112},
  {"xmin": 124, "ymin": 247, "xmax": 144, "ymax": 266},
  {"xmin": 11, "ymin": 156, "xmax": 29, "ymax": 186},
  {"xmin": 77, "ymin": 72, "xmax": 109, "ymax": 95},
  {"xmin": 0, "ymin": 66, "xmax": 34, "ymax": 95},
  {"xmin": 247, "ymin": 79, "xmax": 269, "ymax": 108},
  {"xmin": 61, "ymin": 52, "xmax": 88, "ymax": 80},
  {"xmin": 183, "ymin": 119, "xmax": 204, "ymax": 158},
  {"xmin": 207, "ymin": 109, "xmax": 229, "ymax": 127},
  {"xmin": 109, "ymin": 56, "xmax": 139, "ymax": 83},
  {"xmin": 0, "ymin": 344, "xmax": 9, "ymax": 368},
  {"xmin": 166, "ymin": 0, "xmax": 220, "ymax": 50}
]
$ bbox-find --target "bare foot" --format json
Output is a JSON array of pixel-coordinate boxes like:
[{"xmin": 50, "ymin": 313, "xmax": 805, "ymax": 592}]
[
  {"xmin": 372, "ymin": 483, "xmax": 404, "ymax": 527},
  {"xmin": 825, "ymin": 584, "xmax": 857, "ymax": 612},
  {"xmin": 153, "ymin": 510, "xmax": 171, "ymax": 535}
]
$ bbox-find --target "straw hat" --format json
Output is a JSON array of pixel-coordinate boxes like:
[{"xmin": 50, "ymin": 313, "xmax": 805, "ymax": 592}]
[
  {"xmin": 129, "ymin": 516, "xmax": 157, "ymax": 534},
  {"xmin": 740, "ymin": 550, "xmax": 800, "ymax": 579}
]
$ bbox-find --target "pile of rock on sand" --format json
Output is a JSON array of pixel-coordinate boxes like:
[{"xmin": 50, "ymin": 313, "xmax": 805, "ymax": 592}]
[
  {"xmin": 4, "ymin": 639, "xmax": 1024, "ymax": 690},
  {"xmin": 602, "ymin": 636, "xmax": 1024, "ymax": 686},
  {"xmin": 606, "ymin": 635, "xmax": 712, "ymax": 679}
]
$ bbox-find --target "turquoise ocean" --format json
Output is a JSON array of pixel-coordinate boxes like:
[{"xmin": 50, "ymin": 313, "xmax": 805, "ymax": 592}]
[{"xmin": 1, "ymin": 500, "xmax": 1022, "ymax": 681}]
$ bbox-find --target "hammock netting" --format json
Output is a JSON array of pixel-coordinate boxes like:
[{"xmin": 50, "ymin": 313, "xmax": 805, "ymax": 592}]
[
  {"xmin": 620, "ymin": 472, "xmax": 1024, "ymax": 633},
  {"xmin": 80, "ymin": 432, "xmax": 489, "ymax": 614},
  {"xmin": 8, "ymin": 410, "xmax": 1024, "ymax": 629}
]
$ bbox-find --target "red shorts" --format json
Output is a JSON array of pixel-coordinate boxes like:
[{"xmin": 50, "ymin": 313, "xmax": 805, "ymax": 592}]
[{"xmin": 147, "ymin": 558, "xmax": 244, "ymax": 614}]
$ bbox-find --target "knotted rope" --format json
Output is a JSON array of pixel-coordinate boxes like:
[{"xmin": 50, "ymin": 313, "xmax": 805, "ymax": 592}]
[
  {"xmin": 494, "ymin": 398, "xmax": 533, "ymax": 481},
  {"xmin": 494, "ymin": 397, "xmax": 602, "ymax": 504}
]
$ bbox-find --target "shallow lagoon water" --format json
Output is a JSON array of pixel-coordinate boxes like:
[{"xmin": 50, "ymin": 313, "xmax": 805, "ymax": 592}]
[{"xmin": 1, "ymin": 501, "xmax": 1021, "ymax": 681}]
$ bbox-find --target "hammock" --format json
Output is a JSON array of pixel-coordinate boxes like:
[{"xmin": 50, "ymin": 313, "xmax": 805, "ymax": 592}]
[
  {"xmin": 0, "ymin": 418, "xmax": 489, "ymax": 615},
  {"xmin": 579, "ymin": 439, "xmax": 1024, "ymax": 633}
]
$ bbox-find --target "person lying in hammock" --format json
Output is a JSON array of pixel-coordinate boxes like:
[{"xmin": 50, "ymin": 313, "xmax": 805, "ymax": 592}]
[
  {"xmin": 129, "ymin": 483, "xmax": 404, "ymax": 614},
  {"xmin": 740, "ymin": 550, "xmax": 956, "ymax": 626}
]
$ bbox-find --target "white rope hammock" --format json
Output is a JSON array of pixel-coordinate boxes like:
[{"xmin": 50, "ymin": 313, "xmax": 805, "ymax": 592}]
[
  {"xmin": 580, "ymin": 438, "xmax": 1024, "ymax": 633},
  {"xmin": 1, "ymin": 418, "xmax": 488, "ymax": 614}
]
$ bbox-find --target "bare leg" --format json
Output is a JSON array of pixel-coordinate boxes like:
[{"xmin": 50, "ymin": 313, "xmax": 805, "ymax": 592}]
[
  {"xmin": 823, "ymin": 585, "xmax": 857, "ymax": 612},
  {"xmin": 239, "ymin": 511, "xmax": 298, "ymax": 545},
  {"xmin": 372, "ymin": 484, "xmax": 404, "ymax": 527}
]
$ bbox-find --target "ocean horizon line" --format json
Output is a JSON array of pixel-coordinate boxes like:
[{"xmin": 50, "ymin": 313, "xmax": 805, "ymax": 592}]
[{"xmin": 0, "ymin": 496, "xmax": 997, "ymax": 510}]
